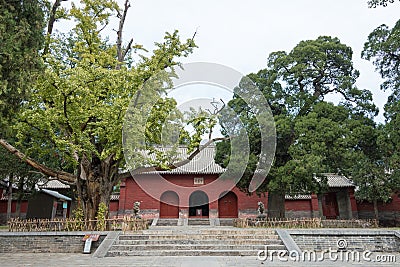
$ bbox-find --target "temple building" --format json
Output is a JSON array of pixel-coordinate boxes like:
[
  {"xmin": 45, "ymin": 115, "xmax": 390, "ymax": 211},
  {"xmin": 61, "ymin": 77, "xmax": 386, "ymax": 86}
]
[{"xmin": 113, "ymin": 146, "xmax": 359, "ymax": 220}]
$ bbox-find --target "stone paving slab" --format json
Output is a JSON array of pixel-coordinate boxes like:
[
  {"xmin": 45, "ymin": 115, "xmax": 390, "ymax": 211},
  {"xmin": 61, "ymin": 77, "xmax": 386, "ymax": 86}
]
[{"xmin": 0, "ymin": 253, "xmax": 398, "ymax": 266}]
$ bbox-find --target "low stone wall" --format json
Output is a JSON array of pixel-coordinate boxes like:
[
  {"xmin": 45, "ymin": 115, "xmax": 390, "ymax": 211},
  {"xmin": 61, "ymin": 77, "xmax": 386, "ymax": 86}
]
[
  {"xmin": 288, "ymin": 229, "xmax": 400, "ymax": 252},
  {"xmin": 358, "ymin": 210, "xmax": 400, "ymax": 227},
  {"xmin": 0, "ymin": 213, "xmax": 27, "ymax": 225},
  {"xmin": 285, "ymin": 210, "xmax": 313, "ymax": 218},
  {"xmin": 0, "ymin": 232, "xmax": 108, "ymax": 253}
]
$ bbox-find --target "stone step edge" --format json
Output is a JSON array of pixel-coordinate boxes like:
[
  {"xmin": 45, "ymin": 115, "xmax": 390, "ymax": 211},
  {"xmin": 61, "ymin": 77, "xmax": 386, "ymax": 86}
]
[
  {"xmin": 111, "ymin": 244, "xmax": 285, "ymax": 250},
  {"xmin": 116, "ymin": 239, "xmax": 283, "ymax": 243},
  {"xmin": 106, "ymin": 249, "xmax": 288, "ymax": 256},
  {"xmin": 118, "ymin": 235, "xmax": 279, "ymax": 240}
]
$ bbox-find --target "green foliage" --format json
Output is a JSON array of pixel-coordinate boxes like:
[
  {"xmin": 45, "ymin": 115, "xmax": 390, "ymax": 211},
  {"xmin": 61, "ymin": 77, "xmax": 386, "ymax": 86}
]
[
  {"xmin": 71, "ymin": 206, "xmax": 84, "ymax": 230},
  {"xmin": 0, "ymin": 144, "xmax": 42, "ymax": 197},
  {"xmin": 0, "ymin": 0, "xmax": 46, "ymax": 131},
  {"xmin": 0, "ymin": 0, "xmax": 49, "ymax": 198},
  {"xmin": 362, "ymin": 19, "xmax": 400, "ymax": 92},
  {"xmin": 96, "ymin": 202, "xmax": 108, "ymax": 231},
  {"xmin": 7, "ymin": 0, "xmax": 196, "ymax": 220},
  {"xmin": 268, "ymin": 36, "xmax": 377, "ymax": 117},
  {"xmin": 217, "ymin": 36, "xmax": 377, "ymax": 200},
  {"xmin": 16, "ymin": 0, "xmax": 195, "ymax": 168},
  {"xmin": 380, "ymin": 97, "xmax": 400, "ymax": 186},
  {"xmin": 368, "ymin": 0, "xmax": 398, "ymax": 8},
  {"xmin": 350, "ymin": 154, "xmax": 392, "ymax": 203},
  {"xmin": 362, "ymin": 18, "xmax": 400, "ymax": 203},
  {"xmin": 72, "ymin": 206, "xmax": 84, "ymax": 220}
]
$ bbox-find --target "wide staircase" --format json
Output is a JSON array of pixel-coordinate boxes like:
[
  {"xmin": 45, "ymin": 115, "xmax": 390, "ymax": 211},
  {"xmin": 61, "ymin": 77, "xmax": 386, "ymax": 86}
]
[
  {"xmin": 187, "ymin": 218, "xmax": 210, "ymax": 226},
  {"xmin": 106, "ymin": 227, "xmax": 286, "ymax": 256},
  {"xmin": 156, "ymin": 219, "xmax": 179, "ymax": 226}
]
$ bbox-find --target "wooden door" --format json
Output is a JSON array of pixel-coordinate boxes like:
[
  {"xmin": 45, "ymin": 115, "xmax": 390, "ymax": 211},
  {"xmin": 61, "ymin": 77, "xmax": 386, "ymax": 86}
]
[
  {"xmin": 218, "ymin": 192, "xmax": 238, "ymax": 218},
  {"xmin": 160, "ymin": 191, "xmax": 179, "ymax": 218},
  {"xmin": 322, "ymin": 192, "xmax": 339, "ymax": 219}
]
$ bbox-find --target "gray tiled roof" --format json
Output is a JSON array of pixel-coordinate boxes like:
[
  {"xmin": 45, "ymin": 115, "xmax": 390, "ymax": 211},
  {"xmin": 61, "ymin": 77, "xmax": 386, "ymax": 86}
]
[
  {"xmin": 38, "ymin": 180, "xmax": 70, "ymax": 189},
  {"xmin": 142, "ymin": 145, "xmax": 225, "ymax": 175},
  {"xmin": 41, "ymin": 189, "xmax": 71, "ymax": 201},
  {"xmin": 285, "ymin": 194, "xmax": 312, "ymax": 200},
  {"xmin": 110, "ymin": 194, "xmax": 120, "ymax": 201},
  {"xmin": 324, "ymin": 173, "xmax": 354, "ymax": 188},
  {"xmin": 0, "ymin": 180, "xmax": 8, "ymax": 188}
]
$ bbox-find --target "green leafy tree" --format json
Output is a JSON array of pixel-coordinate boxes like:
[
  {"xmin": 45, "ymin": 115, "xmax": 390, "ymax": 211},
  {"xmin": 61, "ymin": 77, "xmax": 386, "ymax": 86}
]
[
  {"xmin": 217, "ymin": 36, "xmax": 377, "ymax": 218},
  {"xmin": 0, "ymin": 0, "xmax": 197, "ymax": 221},
  {"xmin": 0, "ymin": 0, "xmax": 49, "ymax": 220},
  {"xmin": 349, "ymin": 147, "xmax": 393, "ymax": 220},
  {"xmin": 293, "ymin": 102, "xmax": 394, "ymax": 221},
  {"xmin": 362, "ymin": 19, "xmax": 400, "ymax": 92},
  {"xmin": 362, "ymin": 18, "xmax": 400, "ymax": 209},
  {"xmin": 0, "ymin": 145, "xmax": 41, "ymax": 219},
  {"xmin": 0, "ymin": 0, "xmax": 46, "ymax": 129}
]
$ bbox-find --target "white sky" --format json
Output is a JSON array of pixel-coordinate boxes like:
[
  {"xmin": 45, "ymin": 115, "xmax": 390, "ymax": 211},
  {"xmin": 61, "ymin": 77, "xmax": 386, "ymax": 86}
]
[
  {"xmin": 59, "ymin": 0, "xmax": 400, "ymax": 122},
  {"xmin": 117, "ymin": 0, "xmax": 400, "ymax": 122}
]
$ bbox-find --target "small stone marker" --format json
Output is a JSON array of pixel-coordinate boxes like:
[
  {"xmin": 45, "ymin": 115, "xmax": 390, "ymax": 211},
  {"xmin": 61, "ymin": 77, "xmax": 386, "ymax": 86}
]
[
  {"xmin": 82, "ymin": 234, "xmax": 100, "ymax": 254},
  {"xmin": 83, "ymin": 238, "xmax": 92, "ymax": 253}
]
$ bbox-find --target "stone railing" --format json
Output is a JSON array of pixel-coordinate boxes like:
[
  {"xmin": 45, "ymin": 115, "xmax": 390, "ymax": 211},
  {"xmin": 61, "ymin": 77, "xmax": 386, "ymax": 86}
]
[
  {"xmin": 8, "ymin": 216, "xmax": 149, "ymax": 232},
  {"xmin": 234, "ymin": 217, "xmax": 378, "ymax": 228}
]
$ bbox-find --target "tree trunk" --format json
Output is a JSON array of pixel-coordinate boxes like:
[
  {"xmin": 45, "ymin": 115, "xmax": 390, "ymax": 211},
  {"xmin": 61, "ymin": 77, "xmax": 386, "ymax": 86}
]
[
  {"xmin": 16, "ymin": 176, "xmax": 25, "ymax": 218},
  {"xmin": 16, "ymin": 199, "xmax": 21, "ymax": 218},
  {"xmin": 76, "ymin": 154, "xmax": 118, "ymax": 225},
  {"xmin": 267, "ymin": 192, "xmax": 286, "ymax": 218},
  {"xmin": 6, "ymin": 174, "xmax": 13, "ymax": 220},
  {"xmin": 373, "ymin": 198, "xmax": 379, "ymax": 221}
]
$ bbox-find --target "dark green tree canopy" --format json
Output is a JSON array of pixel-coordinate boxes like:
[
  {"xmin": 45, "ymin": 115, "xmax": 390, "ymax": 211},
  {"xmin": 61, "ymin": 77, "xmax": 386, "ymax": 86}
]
[
  {"xmin": 1, "ymin": 0, "xmax": 198, "ymax": 221},
  {"xmin": 0, "ymin": 0, "xmax": 49, "ymax": 200},
  {"xmin": 268, "ymin": 36, "xmax": 377, "ymax": 117},
  {"xmin": 368, "ymin": 0, "xmax": 399, "ymax": 8},
  {"xmin": 362, "ymin": 19, "xmax": 400, "ymax": 92},
  {"xmin": 0, "ymin": 0, "xmax": 46, "ymax": 132},
  {"xmin": 216, "ymin": 36, "xmax": 378, "ymax": 217},
  {"xmin": 363, "ymin": 18, "xmax": 400, "ymax": 189}
]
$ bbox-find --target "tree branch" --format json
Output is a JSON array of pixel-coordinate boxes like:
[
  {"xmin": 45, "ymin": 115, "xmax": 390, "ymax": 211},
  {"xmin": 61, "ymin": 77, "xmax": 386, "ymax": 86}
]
[
  {"xmin": 122, "ymin": 38, "xmax": 133, "ymax": 60},
  {"xmin": 44, "ymin": 0, "xmax": 66, "ymax": 55},
  {"xmin": 0, "ymin": 139, "xmax": 76, "ymax": 183},
  {"xmin": 116, "ymin": 0, "xmax": 131, "ymax": 67},
  {"xmin": 62, "ymin": 92, "xmax": 74, "ymax": 135}
]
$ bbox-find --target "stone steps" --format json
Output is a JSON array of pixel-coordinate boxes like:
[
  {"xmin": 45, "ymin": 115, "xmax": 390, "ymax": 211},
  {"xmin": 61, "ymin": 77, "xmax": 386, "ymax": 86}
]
[
  {"xmin": 108, "ymin": 248, "xmax": 287, "ymax": 257},
  {"xmin": 118, "ymin": 233, "xmax": 279, "ymax": 240},
  {"xmin": 110, "ymin": 244, "xmax": 286, "ymax": 251},
  {"xmin": 135, "ymin": 229, "xmax": 277, "ymax": 235},
  {"xmin": 188, "ymin": 218, "xmax": 210, "ymax": 226},
  {"xmin": 156, "ymin": 219, "xmax": 178, "ymax": 226},
  {"xmin": 115, "ymin": 239, "xmax": 282, "ymax": 245},
  {"xmin": 106, "ymin": 227, "xmax": 287, "ymax": 257},
  {"xmin": 219, "ymin": 218, "xmax": 234, "ymax": 226}
]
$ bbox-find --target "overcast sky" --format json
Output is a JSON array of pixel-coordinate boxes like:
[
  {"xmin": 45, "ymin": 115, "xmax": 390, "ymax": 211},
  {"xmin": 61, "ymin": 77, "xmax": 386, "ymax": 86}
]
[{"xmin": 111, "ymin": 0, "xmax": 399, "ymax": 122}]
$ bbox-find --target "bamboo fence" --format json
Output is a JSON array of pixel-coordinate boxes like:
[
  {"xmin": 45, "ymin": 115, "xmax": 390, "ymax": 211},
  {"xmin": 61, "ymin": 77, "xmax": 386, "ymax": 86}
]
[
  {"xmin": 233, "ymin": 217, "xmax": 378, "ymax": 228},
  {"xmin": 7, "ymin": 216, "xmax": 149, "ymax": 232}
]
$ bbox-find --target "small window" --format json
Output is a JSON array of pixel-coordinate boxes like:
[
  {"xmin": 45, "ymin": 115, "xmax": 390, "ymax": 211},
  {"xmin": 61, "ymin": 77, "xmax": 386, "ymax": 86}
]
[
  {"xmin": 55, "ymin": 201, "xmax": 64, "ymax": 217},
  {"xmin": 194, "ymin": 177, "xmax": 204, "ymax": 185}
]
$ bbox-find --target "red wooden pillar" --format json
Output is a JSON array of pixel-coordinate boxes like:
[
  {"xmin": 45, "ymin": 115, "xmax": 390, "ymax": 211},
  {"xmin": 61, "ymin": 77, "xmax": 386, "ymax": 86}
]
[
  {"xmin": 118, "ymin": 178, "xmax": 127, "ymax": 215},
  {"xmin": 311, "ymin": 193, "xmax": 320, "ymax": 218},
  {"xmin": 209, "ymin": 199, "xmax": 218, "ymax": 218},
  {"xmin": 179, "ymin": 192, "xmax": 189, "ymax": 218},
  {"xmin": 348, "ymin": 188, "xmax": 358, "ymax": 219}
]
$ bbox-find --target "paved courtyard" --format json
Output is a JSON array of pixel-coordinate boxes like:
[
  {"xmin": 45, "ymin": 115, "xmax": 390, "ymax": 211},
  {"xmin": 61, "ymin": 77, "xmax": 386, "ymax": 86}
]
[{"xmin": 1, "ymin": 253, "xmax": 398, "ymax": 266}]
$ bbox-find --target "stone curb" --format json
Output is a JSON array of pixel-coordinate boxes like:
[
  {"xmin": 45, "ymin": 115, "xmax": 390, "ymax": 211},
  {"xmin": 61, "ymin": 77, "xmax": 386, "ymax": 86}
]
[
  {"xmin": 92, "ymin": 231, "xmax": 121, "ymax": 258},
  {"xmin": 286, "ymin": 229, "xmax": 398, "ymax": 236},
  {"xmin": 0, "ymin": 231, "xmax": 110, "ymax": 236},
  {"xmin": 276, "ymin": 229, "xmax": 301, "ymax": 253}
]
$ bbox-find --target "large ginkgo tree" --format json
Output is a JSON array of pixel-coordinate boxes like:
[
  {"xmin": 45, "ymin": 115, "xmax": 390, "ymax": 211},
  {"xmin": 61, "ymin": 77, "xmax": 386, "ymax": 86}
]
[{"xmin": 0, "ymin": 0, "xmax": 199, "ymax": 221}]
